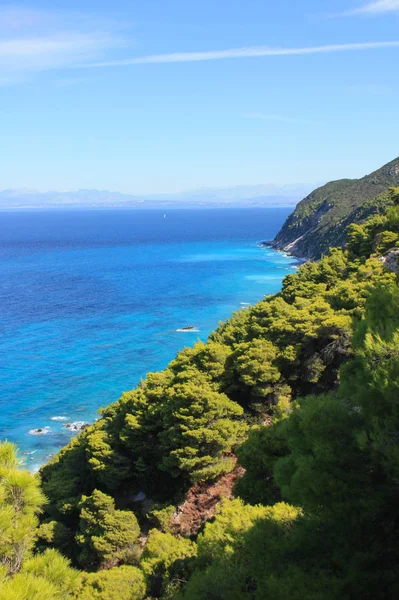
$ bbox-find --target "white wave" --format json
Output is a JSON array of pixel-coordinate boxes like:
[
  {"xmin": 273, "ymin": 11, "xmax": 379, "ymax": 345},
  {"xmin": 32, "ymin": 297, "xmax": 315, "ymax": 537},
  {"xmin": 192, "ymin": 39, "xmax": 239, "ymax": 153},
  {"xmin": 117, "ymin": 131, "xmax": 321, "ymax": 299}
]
[
  {"xmin": 176, "ymin": 328, "xmax": 200, "ymax": 333},
  {"xmin": 50, "ymin": 416, "xmax": 69, "ymax": 421},
  {"xmin": 64, "ymin": 421, "xmax": 87, "ymax": 431},
  {"xmin": 29, "ymin": 426, "xmax": 51, "ymax": 435}
]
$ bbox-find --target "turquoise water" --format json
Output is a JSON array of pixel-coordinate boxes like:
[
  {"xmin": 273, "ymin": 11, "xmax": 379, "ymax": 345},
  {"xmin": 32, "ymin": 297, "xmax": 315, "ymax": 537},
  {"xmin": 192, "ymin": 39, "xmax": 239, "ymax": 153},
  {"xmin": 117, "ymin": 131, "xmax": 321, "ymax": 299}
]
[{"xmin": 0, "ymin": 207, "xmax": 297, "ymax": 469}]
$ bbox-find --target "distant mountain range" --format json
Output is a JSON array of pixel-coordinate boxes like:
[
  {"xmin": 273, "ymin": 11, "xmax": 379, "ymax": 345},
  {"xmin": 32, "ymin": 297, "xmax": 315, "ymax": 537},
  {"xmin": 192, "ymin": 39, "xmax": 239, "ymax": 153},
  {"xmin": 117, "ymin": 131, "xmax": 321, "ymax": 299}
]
[{"xmin": 0, "ymin": 184, "xmax": 316, "ymax": 209}]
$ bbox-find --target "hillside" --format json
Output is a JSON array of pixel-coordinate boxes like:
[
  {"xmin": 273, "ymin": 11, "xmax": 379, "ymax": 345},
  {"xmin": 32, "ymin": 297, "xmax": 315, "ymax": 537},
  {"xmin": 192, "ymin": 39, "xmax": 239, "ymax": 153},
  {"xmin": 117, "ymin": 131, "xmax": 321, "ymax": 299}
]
[
  {"xmin": 270, "ymin": 156, "xmax": 399, "ymax": 259},
  {"xmin": 2, "ymin": 185, "xmax": 399, "ymax": 599}
]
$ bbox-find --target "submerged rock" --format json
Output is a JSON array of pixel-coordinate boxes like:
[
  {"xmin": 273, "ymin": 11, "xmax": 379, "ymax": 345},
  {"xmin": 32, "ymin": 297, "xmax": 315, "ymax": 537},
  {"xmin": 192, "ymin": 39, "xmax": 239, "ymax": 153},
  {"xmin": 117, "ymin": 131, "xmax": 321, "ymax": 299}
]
[
  {"xmin": 29, "ymin": 427, "xmax": 51, "ymax": 435},
  {"xmin": 65, "ymin": 421, "xmax": 89, "ymax": 431}
]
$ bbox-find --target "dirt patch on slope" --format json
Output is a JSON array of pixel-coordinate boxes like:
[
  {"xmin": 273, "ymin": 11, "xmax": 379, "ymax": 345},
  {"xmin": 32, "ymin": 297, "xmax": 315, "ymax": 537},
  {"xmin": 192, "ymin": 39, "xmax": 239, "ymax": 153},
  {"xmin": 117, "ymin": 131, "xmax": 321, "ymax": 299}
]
[{"xmin": 170, "ymin": 459, "xmax": 245, "ymax": 537}]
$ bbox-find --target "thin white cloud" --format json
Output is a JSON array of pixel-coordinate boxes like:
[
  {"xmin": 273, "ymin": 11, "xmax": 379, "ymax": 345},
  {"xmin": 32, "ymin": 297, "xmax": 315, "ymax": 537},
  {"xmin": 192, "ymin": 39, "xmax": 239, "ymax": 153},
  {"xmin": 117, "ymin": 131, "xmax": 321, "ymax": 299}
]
[
  {"xmin": 0, "ymin": 35, "xmax": 112, "ymax": 58},
  {"xmin": 348, "ymin": 0, "xmax": 399, "ymax": 14},
  {"xmin": 85, "ymin": 40, "xmax": 399, "ymax": 67},
  {"xmin": 245, "ymin": 113, "xmax": 317, "ymax": 125},
  {"xmin": 1, "ymin": 7, "xmax": 399, "ymax": 82},
  {"xmin": 0, "ymin": 6, "xmax": 126, "ymax": 79},
  {"xmin": 0, "ymin": 34, "xmax": 122, "ymax": 74}
]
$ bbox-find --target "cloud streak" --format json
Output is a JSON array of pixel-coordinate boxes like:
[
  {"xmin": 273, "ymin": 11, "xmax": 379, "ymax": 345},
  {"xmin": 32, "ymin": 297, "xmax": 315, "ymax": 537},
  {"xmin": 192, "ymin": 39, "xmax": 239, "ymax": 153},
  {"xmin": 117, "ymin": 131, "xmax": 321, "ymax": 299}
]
[
  {"xmin": 0, "ymin": 34, "xmax": 122, "ymax": 74},
  {"xmin": 348, "ymin": 0, "xmax": 399, "ymax": 14},
  {"xmin": 1, "ymin": 7, "xmax": 398, "ymax": 81},
  {"xmin": 85, "ymin": 40, "xmax": 399, "ymax": 67},
  {"xmin": 0, "ymin": 6, "xmax": 126, "ymax": 79}
]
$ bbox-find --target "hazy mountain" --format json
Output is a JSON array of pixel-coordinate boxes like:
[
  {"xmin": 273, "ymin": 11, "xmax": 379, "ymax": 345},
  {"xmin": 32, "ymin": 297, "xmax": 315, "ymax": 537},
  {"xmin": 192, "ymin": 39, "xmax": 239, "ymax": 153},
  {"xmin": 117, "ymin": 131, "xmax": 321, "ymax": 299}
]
[{"xmin": 0, "ymin": 183, "xmax": 316, "ymax": 209}]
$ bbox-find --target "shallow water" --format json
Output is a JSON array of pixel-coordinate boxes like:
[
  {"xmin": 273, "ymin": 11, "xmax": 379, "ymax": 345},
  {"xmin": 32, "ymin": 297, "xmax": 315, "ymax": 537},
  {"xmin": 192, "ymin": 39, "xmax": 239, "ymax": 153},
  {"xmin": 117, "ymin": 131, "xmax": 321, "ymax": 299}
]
[{"xmin": 0, "ymin": 207, "xmax": 297, "ymax": 469}]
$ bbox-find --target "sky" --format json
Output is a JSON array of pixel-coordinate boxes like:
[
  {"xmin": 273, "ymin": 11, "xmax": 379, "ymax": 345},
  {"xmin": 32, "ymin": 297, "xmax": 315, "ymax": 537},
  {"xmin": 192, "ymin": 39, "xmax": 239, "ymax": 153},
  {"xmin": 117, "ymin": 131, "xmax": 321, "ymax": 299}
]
[{"xmin": 1, "ymin": 0, "xmax": 399, "ymax": 194}]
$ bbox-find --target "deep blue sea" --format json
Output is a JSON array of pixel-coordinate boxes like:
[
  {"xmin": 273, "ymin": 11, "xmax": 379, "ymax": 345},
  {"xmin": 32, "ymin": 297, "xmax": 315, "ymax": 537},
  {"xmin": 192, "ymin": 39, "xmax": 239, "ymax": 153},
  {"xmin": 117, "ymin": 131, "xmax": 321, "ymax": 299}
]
[{"xmin": 0, "ymin": 207, "xmax": 297, "ymax": 470}]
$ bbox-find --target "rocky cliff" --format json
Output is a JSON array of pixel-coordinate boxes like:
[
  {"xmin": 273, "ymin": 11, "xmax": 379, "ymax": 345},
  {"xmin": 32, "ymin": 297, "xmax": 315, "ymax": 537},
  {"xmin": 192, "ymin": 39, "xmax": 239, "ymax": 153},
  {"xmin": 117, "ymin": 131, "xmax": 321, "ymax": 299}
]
[{"xmin": 270, "ymin": 157, "xmax": 399, "ymax": 259}]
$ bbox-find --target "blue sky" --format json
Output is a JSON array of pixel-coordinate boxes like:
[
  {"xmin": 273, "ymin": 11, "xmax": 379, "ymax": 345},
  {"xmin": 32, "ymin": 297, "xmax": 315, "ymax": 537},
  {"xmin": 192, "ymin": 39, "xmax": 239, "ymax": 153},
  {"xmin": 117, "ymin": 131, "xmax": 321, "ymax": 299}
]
[{"xmin": 1, "ymin": 0, "xmax": 399, "ymax": 194}]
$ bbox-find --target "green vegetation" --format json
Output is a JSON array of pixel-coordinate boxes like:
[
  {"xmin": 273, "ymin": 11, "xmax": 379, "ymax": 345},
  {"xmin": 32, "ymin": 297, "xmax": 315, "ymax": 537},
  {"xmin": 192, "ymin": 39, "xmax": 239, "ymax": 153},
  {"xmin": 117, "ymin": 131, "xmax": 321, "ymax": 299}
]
[
  {"xmin": 2, "ymin": 181, "xmax": 399, "ymax": 598},
  {"xmin": 75, "ymin": 490, "xmax": 141, "ymax": 570},
  {"xmin": 73, "ymin": 566, "xmax": 146, "ymax": 600},
  {"xmin": 141, "ymin": 530, "xmax": 197, "ymax": 598},
  {"xmin": 182, "ymin": 279, "xmax": 399, "ymax": 599},
  {"xmin": 0, "ymin": 443, "xmax": 80, "ymax": 599},
  {"xmin": 39, "ymin": 244, "xmax": 394, "ymax": 553},
  {"xmin": 273, "ymin": 157, "xmax": 399, "ymax": 258}
]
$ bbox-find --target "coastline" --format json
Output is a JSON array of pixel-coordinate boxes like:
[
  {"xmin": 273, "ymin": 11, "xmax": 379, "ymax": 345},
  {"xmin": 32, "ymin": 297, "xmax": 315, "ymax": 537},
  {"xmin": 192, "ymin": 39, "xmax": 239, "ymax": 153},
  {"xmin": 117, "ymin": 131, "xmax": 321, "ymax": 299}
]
[
  {"xmin": 259, "ymin": 240, "xmax": 309, "ymax": 264},
  {"xmin": 0, "ymin": 208, "xmax": 297, "ymax": 471},
  {"xmin": 26, "ymin": 245, "xmax": 296, "ymax": 471}
]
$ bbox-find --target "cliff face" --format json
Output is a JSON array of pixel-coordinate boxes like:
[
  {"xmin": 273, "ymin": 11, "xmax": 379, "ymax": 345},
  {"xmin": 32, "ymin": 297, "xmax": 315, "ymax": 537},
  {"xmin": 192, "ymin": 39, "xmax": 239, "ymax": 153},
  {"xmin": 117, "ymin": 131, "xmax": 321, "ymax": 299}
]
[{"xmin": 272, "ymin": 157, "xmax": 399, "ymax": 259}]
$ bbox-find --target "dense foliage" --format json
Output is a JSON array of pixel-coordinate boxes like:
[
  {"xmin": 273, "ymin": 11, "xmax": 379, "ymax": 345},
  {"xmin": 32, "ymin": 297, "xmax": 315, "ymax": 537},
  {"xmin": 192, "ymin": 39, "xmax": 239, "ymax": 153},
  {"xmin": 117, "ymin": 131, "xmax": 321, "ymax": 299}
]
[
  {"xmin": 2, "ymin": 184, "xmax": 399, "ymax": 599},
  {"xmin": 0, "ymin": 443, "xmax": 80, "ymax": 599},
  {"xmin": 75, "ymin": 490, "xmax": 141, "ymax": 570},
  {"xmin": 73, "ymin": 566, "xmax": 146, "ymax": 600},
  {"xmin": 182, "ymin": 279, "xmax": 399, "ymax": 599},
  {"xmin": 39, "ymin": 245, "xmax": 393, "ymax": 550}
]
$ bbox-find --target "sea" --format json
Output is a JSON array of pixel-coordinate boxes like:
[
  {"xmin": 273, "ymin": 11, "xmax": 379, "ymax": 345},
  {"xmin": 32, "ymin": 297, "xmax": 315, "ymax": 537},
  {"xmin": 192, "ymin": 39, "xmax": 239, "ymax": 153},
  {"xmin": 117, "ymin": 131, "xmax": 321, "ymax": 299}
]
[{"xmin": 0, "ymin": 207, "xmax": 298, "ymax": 470}]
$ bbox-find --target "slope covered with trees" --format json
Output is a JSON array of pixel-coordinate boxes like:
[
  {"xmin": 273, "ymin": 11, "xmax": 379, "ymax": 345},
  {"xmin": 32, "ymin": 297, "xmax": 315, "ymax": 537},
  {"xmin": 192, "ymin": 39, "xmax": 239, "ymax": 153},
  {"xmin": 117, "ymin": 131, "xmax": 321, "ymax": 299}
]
[
  {"xmin": 1, "ymin": 186, "xmax": 399, "ymax": 599},
  {"xmin": 183, "ymin": 280, "xmax": 399, "ymax": 598},
  {"xmin": 271, "ymin": 157, "xmax": 399, "ymax": 259}
]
